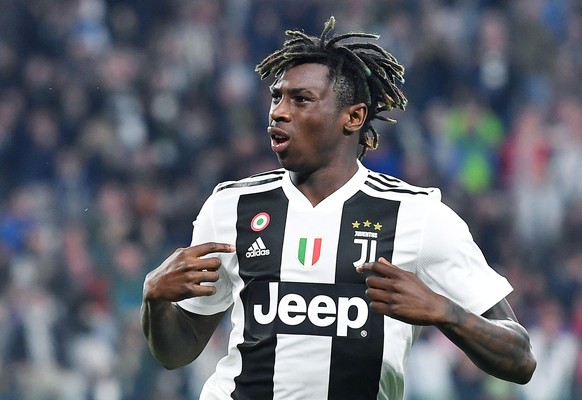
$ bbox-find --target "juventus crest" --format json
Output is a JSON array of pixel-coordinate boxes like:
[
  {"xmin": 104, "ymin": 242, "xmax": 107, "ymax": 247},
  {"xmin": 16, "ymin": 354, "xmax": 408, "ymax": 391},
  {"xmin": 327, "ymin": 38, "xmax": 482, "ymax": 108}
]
[{"xmin": 351, "ymin": 219, "xmax": 382, "ymax": 267}]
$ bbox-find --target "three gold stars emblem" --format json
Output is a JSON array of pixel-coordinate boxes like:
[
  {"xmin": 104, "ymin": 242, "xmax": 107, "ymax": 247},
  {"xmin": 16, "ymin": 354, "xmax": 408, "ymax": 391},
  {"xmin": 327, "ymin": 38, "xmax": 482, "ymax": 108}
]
[{"xmin": 352, "ymin": 220, "xmax": 382, "ymax": 231}]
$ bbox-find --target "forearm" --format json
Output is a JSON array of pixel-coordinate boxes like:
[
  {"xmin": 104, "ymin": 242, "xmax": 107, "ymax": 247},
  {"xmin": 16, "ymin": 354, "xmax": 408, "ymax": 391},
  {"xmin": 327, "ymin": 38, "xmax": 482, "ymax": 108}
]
[
  {"xmin": 437, "ymin": 301, "xmax": 536, "ymax": 384},
  {"xmin": 141, "ymin": 299, "xmax": 208, "ymax": 369}
]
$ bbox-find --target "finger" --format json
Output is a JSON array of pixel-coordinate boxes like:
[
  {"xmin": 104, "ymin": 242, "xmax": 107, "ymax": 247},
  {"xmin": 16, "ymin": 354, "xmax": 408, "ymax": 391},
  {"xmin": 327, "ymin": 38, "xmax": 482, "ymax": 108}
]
[
  {"xmin": 189, "ymin": 284, "xmax": 218, "ymax": 297},
  {"xmin": 365, "ymin": 275, "xmax": 392, "ymax": 290},
  {"xmin": 355, "ymin": 262, "xmax": 373, "ymax": 273},
  {"xmin": 365, "ymin": 287, "xmax": 392, "ymax": 303},
  {"xmin": 192, "ymin": 256, "xmax": 223, "ymax": 271},
  {"xmin": 187, "ymin": 270, "xmax": 220, "ymax": 284},
  {"xmin": 356, "ymin": 261, "xmax": 395, "ymax": 277},
  {"xmin": 170, "ymin": 281, "xmax": 218, "ymax": 301},
  {"xmin": 175, "ymin": 243, "xmax": 235, "ymax": 270},
  {"xmin": 172, "ymin": 254, "xmax": 221, "ymax": 272},
  {"xmin": 369, "ymin": 302, "xmax": 393, "ymax": 316},
  {"xmin": 378, "ymin": 257, "xmax": 393, "ymax": 266},
  {"xmin": 179, "ymin": 242, "xmax": 235, "ymax": 259},
  {"xmin": 196, "ymin": 242, "xmax": 236, "ymax": 256}
]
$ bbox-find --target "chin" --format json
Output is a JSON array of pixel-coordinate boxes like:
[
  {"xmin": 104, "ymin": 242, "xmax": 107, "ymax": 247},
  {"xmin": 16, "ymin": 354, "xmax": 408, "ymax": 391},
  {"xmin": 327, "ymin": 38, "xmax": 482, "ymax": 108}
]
[
  {"xmin": 275, "ymin": 154, "xmax": 313, "ymax": 174},
  {"xmin": 275, "ymin": 154, "xmax": 290, "ymax": 169},
  {"xmin": 278, "ymin": 160, "xmax": 293, "ymax": 172}
]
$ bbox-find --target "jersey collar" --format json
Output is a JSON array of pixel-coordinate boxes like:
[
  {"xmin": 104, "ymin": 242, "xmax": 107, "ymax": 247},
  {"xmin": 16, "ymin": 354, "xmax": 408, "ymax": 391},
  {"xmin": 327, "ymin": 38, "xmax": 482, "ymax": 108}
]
[{"xmin": 282, "ymin": 161, "xmax": 368, "ymax": 210}]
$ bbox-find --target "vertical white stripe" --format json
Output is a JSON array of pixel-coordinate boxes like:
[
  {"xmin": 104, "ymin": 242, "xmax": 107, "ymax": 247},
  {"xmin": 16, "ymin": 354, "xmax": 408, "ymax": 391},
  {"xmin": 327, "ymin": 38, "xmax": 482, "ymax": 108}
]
[
  {"xmin": 280, "ymin": 207, "xmax": 341, "ymax": 283},
  {"xmin": 273, "ymin": 335, "xmax": 331, "ymax": 400},
  {"xmin": 376, "ymin": 317, "xmax": 413, "ymax": 400},
  {"xmin": 377, "ymin": 199, "xmax": 425, "ymax": 400},
  {"xmin": 272, "ymin": 206, "xmax": 342, "ymax": 399},
  {"xmin": 390, "ymin": 198, "xmax": 424, "ymax": 273}
]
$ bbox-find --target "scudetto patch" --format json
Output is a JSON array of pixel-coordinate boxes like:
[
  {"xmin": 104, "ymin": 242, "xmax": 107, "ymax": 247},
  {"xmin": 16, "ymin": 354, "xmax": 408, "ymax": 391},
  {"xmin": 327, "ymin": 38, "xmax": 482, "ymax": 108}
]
[{"xmin": 251, "ymin": 212, "xmax": 270, "ymax": 232}]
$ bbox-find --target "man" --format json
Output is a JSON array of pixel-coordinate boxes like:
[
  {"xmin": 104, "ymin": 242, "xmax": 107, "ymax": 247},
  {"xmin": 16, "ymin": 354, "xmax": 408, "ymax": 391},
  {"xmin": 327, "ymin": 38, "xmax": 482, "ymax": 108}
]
[{"xmin": 141, "ymin": 17, "xmax": 536, "ymax": 400}]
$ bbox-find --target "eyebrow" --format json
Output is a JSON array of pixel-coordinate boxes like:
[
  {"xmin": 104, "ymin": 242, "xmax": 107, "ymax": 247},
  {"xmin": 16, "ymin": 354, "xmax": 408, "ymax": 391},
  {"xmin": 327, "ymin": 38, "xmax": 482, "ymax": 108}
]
[{"xmin": 270, "ymin": 87, "xmax": 315, "ymax": 96}]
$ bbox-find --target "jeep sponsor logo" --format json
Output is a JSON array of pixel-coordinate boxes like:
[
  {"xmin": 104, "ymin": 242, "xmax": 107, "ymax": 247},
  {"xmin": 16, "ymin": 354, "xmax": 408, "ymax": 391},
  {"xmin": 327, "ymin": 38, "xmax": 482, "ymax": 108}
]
[{"xmin": 246, "ymin": 281, "xmax": 371, "ymax": 338}]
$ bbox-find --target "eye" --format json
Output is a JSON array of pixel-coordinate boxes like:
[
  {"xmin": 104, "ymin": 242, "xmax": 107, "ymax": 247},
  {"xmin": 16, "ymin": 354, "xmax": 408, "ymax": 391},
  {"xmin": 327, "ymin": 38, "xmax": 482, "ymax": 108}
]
[
  {"xmin": 270, "ymin": 92, "xmax": 281, "ymax": 103},
  {"xmin": 293, "ymin": 95, "xmax": 314, "ymax": 104}
]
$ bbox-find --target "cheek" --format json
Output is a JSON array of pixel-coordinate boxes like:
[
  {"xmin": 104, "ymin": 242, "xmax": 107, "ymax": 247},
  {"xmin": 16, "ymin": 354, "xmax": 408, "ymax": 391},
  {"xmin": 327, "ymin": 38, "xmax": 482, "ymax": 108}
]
[{"xmin": 298, "ymin": 109, "xmax": 334, "ymax": 130}]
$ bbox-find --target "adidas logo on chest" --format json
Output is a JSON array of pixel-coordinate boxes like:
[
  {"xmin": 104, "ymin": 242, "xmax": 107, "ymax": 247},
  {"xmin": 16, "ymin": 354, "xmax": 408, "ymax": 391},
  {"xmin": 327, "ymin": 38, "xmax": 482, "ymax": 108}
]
[{"xmin": 246, "ymin": 237, "xmax": 270, "ymax": 258}]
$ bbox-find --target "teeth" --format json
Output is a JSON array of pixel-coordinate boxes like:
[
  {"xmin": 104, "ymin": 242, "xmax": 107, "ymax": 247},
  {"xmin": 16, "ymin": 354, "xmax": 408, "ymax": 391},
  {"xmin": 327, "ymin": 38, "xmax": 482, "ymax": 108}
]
[{"xmin": 271, "ymin": 134, "xmax": 287, "ymax": 144}]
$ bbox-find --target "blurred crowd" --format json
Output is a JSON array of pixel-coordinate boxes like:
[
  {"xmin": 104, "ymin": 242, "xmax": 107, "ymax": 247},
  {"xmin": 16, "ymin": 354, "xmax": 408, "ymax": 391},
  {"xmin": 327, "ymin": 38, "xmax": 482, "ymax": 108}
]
[{"xmin": 0, "ymin": 0, "xmax": 581, "ymax": 399}]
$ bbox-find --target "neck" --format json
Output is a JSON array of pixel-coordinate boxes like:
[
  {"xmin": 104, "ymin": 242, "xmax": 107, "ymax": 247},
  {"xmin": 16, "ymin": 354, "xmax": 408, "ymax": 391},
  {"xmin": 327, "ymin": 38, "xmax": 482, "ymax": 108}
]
[{"xmin": 290, "ymin": 160, "xmax": 359, "ymax": 206}]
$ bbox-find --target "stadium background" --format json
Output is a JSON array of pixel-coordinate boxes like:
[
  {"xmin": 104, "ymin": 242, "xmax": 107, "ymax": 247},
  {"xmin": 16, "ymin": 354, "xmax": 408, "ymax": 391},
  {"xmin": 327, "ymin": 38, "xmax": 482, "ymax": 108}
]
[{"xmin": 0, "ymin": 0, "xmax": 581, "ymax": 399}]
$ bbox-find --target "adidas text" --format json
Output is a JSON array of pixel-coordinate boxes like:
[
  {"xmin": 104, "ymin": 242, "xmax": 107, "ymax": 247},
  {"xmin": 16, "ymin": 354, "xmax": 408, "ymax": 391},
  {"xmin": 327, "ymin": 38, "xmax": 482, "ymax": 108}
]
[{"xmin": 246, "ymin": 248, "xmax": 270, "ymax": 258}]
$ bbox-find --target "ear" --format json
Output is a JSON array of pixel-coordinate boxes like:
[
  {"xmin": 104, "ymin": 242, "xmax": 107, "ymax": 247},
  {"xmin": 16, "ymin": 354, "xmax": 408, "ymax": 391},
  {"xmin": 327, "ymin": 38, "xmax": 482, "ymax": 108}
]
[{"xmin": 343, "ymin": 103, "xmax": 368, "ymax": 135}]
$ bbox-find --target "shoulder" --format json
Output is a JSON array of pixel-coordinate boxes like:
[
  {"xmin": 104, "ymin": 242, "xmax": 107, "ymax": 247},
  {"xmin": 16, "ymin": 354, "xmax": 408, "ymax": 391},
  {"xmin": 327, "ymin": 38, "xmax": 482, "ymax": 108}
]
[
  {"xmin": 213, "ymin": 169, "xmax": 286, "ymax": 195},
  {"xmin": 363, "ymin": 169, "xmax": 441, "ymax": 201},
  {"xmin": 194, "ymin": 169, "xmax": 287, "ymax": 227}
]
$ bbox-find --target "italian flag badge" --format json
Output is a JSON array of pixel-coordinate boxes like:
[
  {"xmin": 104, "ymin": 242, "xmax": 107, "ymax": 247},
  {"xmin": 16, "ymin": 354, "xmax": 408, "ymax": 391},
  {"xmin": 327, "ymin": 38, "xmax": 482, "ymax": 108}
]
[{"xmin": 297, "ymin": 237, "xmax": 322, "ymax": 267}]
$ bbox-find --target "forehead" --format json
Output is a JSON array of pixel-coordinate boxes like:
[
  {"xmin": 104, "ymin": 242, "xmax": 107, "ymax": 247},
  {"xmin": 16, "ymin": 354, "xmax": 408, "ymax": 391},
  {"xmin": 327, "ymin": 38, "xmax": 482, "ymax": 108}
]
[{"xmin": 272, "ymin": 63, "xmax": 332, "ymax": 91}]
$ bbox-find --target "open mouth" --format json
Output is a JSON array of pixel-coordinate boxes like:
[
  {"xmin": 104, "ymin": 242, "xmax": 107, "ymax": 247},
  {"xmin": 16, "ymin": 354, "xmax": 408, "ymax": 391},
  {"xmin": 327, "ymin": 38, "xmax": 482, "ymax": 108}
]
[
  {"xmin": 268, "ymin": 126, "xmax": 290, "ymax": 148},
  {"xmin": 271, "ymin": 133, "xmax": 289, "ymax": 145},
  {"xmin": 268, "ymin": 126, "xmax": 290, "ymax": 153}
]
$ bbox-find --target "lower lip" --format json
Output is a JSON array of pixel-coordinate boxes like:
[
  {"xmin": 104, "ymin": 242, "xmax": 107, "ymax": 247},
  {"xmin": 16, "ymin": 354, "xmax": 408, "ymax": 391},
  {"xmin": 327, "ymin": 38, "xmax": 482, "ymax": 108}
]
[{"xmin": 271, "ymin": 138, "xmax": 289, "ymax": 153}]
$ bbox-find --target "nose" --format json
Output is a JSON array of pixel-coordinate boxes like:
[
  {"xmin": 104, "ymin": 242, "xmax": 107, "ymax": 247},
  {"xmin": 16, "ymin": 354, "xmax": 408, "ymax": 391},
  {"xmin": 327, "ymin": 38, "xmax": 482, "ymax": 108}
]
[{"xmin": 269, "ymin": 98, "xmax": 291, "ymax": 124}]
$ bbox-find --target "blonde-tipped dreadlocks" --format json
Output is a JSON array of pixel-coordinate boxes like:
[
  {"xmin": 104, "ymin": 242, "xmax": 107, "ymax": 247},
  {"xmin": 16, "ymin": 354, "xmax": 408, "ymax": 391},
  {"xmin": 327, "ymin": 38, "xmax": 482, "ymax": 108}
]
[{"xmin": 255, "ymin": 16, "xmax": 407, "ymax": 160}]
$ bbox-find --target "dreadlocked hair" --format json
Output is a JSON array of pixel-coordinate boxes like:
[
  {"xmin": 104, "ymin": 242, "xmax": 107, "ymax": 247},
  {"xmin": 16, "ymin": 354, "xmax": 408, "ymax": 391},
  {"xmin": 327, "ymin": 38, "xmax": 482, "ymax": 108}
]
[{"xmin": 255, "ymin": 16, "xmax": 407, "ymax": 160}]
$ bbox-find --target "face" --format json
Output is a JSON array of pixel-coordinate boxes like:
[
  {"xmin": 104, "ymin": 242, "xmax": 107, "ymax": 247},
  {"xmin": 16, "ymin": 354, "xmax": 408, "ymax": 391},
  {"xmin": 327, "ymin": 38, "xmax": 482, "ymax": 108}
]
[{"xmin": 267, "ymin": 63, "xmax": 357, "ymax": 175}]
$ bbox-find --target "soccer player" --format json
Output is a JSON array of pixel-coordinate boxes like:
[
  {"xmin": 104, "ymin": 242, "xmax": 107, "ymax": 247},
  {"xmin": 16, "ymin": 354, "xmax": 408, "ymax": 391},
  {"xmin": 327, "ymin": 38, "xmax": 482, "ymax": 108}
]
[{"xmin": 141, "ymin": 17, "xmax": 536, "ymax": 400}]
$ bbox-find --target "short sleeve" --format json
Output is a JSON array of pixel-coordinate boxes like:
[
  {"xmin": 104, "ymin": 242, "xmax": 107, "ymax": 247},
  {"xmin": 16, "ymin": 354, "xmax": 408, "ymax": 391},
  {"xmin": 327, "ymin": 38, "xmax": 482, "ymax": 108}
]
[
  {"xmin": 175, "ymin": 194, "xmax": 235, "ymax": 315},
  {"xmin": 416, "ymin": 200, "xmax": 513, "ymax": 316}
]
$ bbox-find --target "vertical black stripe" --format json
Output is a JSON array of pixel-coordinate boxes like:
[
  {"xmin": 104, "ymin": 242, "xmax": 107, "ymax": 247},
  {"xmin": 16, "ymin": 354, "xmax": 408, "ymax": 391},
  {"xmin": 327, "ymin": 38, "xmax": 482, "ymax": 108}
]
[
  {"xmin": 328, "ymin": 192, "xmax": 400, "ymax": 400},
  {"xmin": 232, "ymin": 188, "xmax": 288, "ymax": 400}
]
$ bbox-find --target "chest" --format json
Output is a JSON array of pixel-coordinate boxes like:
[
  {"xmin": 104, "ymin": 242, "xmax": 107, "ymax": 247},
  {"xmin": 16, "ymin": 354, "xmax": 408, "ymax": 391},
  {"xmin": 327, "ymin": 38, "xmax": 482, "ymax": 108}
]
[{"xmin": 232, "ymin": 187, "xmax": 401, "ymax": 285}]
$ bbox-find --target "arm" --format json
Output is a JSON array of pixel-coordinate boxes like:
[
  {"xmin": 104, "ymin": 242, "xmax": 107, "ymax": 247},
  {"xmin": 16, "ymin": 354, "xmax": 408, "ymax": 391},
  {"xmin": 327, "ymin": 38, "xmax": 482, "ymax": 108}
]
[
  {"xmin": 436, "ymin": 297, "xmax": 536, "ymax": 384},
  {"xmin": 141, "ymin": 299, "xmax": 224, "ymax": 369},
  {"xmin": 141, "ymin": 242, "xmax": 235, "ymax": 369},
  {"xmin": 357, "ymin": 258, "xmax": 536, "ymax": 384}
]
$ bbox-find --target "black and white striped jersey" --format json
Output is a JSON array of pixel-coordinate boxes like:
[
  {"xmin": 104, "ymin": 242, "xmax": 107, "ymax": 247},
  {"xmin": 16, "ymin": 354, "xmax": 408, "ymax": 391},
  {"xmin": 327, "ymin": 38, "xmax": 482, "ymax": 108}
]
[{"xmin": 177, "ymin": 161, "xmax": 513, "ymax": 400}]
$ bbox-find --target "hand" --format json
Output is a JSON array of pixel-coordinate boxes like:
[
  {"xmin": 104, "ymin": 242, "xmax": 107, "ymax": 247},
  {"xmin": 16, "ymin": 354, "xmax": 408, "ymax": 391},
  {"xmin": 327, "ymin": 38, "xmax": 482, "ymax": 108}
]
[
  {"xmin": 356, "ymin": 257, "xmax": 449, "ymax": 326},
  {"xmin": 143, "ymin": 242, "xmax": 236, "ymax": 303}
]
